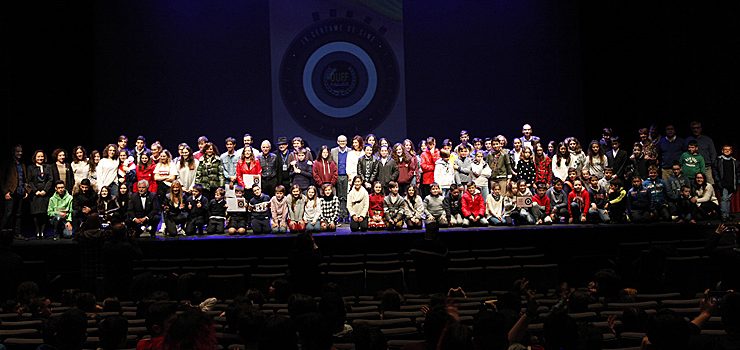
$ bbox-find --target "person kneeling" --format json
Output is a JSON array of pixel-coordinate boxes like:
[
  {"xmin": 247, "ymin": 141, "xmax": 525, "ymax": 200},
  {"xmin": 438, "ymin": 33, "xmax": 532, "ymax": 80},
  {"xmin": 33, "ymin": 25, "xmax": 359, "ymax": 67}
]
[
  {"xmin": 249, "ymin": 184, "xmax": 272, "ymax": 234},
  {"xmin": 462, "ymin": 182, "xmax": 488, "ymax": 227}
]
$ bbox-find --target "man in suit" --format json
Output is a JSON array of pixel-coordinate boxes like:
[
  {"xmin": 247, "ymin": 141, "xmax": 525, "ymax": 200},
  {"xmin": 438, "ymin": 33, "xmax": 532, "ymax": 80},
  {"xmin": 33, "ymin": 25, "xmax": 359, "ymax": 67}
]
[
  {"xmin": 127, "ymin": 179, "xmax": 160, "ymax": 237},
  {"xmin": 330, "ymin": 135, "xmax": 349, "ymax": 223},
  {"xmin": 606, "ymin": 137, "xmax": 629, "ymax": 180},
  {"xmin": 2, "ymin": 145, "xmax": 28, "ymax": 238}
]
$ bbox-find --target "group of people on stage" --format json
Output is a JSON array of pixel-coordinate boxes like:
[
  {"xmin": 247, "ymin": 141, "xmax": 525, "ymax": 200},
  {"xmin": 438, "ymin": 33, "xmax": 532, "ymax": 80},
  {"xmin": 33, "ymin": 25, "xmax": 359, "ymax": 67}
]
[{"xmin": 1, "ymin": 120, "xmax": 737, "ymax": 238}]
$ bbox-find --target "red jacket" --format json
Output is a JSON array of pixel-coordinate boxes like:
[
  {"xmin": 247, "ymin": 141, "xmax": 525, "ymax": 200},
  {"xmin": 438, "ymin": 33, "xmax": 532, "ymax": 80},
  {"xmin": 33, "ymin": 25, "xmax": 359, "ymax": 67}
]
[
  {"xmin": 236, "ymin": 159, "xmax": 262, "ymax": 188},
  {"xmin": 396, "ymin": 157, "xmax": 418, "ymax": 185},
  {"xmin": 312, "ymin": 159, "xmax": 338, "ymax": 187},
  {"xmin": 461, "ymin": 191, "xmax": 485, "ymax": 217},
  {"xmin": 420, "ymin": 149, "xmax": 440, "ymax": 185},
  {"xmin": 567, "ymin": 189, "xmax": 590, "ymax": 217},
  {"xmin": 532, "ymin": 193, "xmax": 551, "ymax": 215},
  {"xmin": 369, "ymin": 193, "xmax": 385, "ymax": 213},
  {"xmin": 136, "ymin": 164, "xmax": 157, "ymax": 193}
]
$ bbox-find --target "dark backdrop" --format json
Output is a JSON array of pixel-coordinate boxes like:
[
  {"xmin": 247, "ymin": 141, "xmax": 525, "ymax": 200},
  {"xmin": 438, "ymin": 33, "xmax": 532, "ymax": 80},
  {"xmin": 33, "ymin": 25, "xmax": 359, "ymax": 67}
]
[{"xmin": 3, "ymin": 1, "xmax": 737, "ymax": 162}]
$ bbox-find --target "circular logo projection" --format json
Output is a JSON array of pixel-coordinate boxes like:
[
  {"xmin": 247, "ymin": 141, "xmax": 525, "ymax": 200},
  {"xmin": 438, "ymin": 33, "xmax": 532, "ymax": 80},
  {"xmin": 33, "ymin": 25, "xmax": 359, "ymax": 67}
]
[{"xmin": 280, "ymin": 17, "xmax": 399, "ymax": 138}]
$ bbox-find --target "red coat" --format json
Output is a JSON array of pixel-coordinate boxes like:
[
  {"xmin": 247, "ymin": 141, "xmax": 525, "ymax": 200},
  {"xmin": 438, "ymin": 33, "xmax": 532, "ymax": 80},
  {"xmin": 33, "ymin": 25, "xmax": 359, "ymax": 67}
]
[
  {"xmin": 532, "ymin": 193, "xmax": 551, "ymax": 215},
  {"xmin": 461, "ymin": 191, "xmax": 485, "ymax": 217},
  {"xmin": 312, "ymin": 159, "xmax": 338, "ymax": 187},
  {"xmin": 369, "ymin": 193, "xmax": 385, "ymax": 213},
  {"xmin": 136, "ymin": 164, "xmax": 157, "ymax": 193},
  {"xmin": 420, "ymin": 149, "xmax": 440, "ymax": 185},
  {"xmin": 236, "ymin": 159, "xmax": 262, "ymax": 188},
  {"xmin": 396, "ymin": 157, "xmax": 418, "ymax": 185},
  {"xmin": 567, "ymin": 189, "xmax": 591, "ymax": 217}
]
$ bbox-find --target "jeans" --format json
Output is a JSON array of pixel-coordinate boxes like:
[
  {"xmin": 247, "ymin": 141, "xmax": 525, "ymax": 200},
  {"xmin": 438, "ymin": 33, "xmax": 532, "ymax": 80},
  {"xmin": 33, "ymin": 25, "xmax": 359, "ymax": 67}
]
[
  {"xmin": 337, "ymin": 175, "xmax": 348, "ymax": 220},
  {"xmin": 50, "ymin": 215, "xmax": 73, "ymax": 238},
  {"xmin": 479, "ymin": 185, "xmax": 489, "ymax": 202},
  {"xmin": 721, "ymin": 188, "xmax": 733, "ymax": 218},
  {"xmin": 306, "ymin": 221, "xmax": 321, "ymax": 232},
  {"xmin": 588, "ymin": 208, "xmax": 611, "ymax": 223},
  {"xmin": 2, "ymin": 193, "xmax": 24, "ymax": 234}
]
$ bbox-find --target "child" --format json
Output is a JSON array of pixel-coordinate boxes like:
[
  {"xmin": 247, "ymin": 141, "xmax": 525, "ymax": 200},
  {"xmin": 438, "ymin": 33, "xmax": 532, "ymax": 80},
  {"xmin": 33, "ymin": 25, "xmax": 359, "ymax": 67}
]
[
  {"xmin": 290, "ymin": 148, "xmax": 314, "ymax": 192},
  {"xmin": 303, "ymin": 185, "xmax": 321, "ymax": 232},
  {"xmin": 515, "ymin": 147, "xmax": 536, "ymax": 192},
  {"xmin": 358, "ymin": 145, "xmax": 380, "ymax": 191},
  {"xmin": 454, "ymin": 145, "xmax": 473, "ymax": 186},
  {"xmin": 643, "ymin": 165, "xmax": 671, "ymax": 221},
  {"xmin": 563, "ymin": 167, "xmax": 579, "ymax": 195},
  {"xmin": 627, "ymin": 176, "xmax": 651, "ymax": 223},
  {"xmin": 675, "ymin": 185, "xmax": 697, "ymax": 224},
  {"xmin": 318, "ymin": 183, "xmax": 339, "ymax": 232},
  {"xmin": 607, "ymin": 178, "xmax": 627, "ymax": 223},
  {"xmin": 347, "ymin": 176, "xmax": 369, "ymax": 232},
  {"xmin": 485, "ymin": 183, "xmax": 507, "ymax": 225},
  {"xmin": 511, "ymin": 179, "xmax": 535, "ymax": 225},
  {"xmin": 547, "ymin": 179, "xmax": 569, "ymax": 223},
  {"xmin": 586, "ymin": 176, "xmax": 609, "ymax": 223},
  {"xmin": 270, "ymin": 185, "xmax": 289, "ymax": 233},
  {"xmin": 443, "ymin": 184, "xmax": 464, "ymax": 226},
  {"xmin": 404, "ymin": 185, "xmax": 424, "ymax": 229},
  {"xmin": 567, "ymin": 179, "xmax": 590, "ymax": 224},
  {"xmin": 424, "ymin": 183, "xmax": 448, "ymax": 227},
  {"xmin": 367, "ymin": 181, "xmax": 387, "ymax": 229},
  {"xmin": 470, "ymin": 151, "xmax": 492, "ymax": 201},
  {"xmin": 287, "ymin": 184, "xmax": 307, "ymax": 233},
  {"xmin": 598, "ymin": 167, "xmax": 615, "ymax": 193},
  {"xmin": 461, "ymin": 182, "xmax": 487, "ymax": 227},
  {"xmin": 48, "ymin": 180, "xmax": 74, "ymax": 238},
  {"xmin": 680, "ymin": 140, "xmax": 705, "ymax": 182},
  {"xmin": 715, "ymin": 144, "xmax": 738, "ymax": 220},
  {"xmin": 434, "ymin": 149, "xmax": 455, "ymax": 195},
  {"xmin": 207, "ymin": 187, "xmax": 227, "ymax": 235},
  {"xmin": 384, "ymin": 181, "xmax": 406, "ymax": 230},
  {"xmin": 185, "ymin": 184, "xmax": 208, "ymax": 235},
  {"xmin": 377, "ymin": 146, "xmax": 399, "ymax": 192},
  {"xmin": 227, "ymin": 185, "xmax": 248, "ymax": 235},
  {"xmin": 532, "ymin": 182, "xmax": 552, "ymax": 224},
  {"xmin": 249, "ymin": 184, "xmax": 272, "ymax": 234},
  {"xmin": 628, "ymin": 143, "xmax": 649, "ymax": 181}
]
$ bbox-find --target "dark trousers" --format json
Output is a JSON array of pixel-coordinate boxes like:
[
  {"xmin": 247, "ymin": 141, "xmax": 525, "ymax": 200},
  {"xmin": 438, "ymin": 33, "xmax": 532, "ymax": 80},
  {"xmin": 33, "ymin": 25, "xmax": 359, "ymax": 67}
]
[
  {"xmin": 206, "ymin": 218, "xmax": 225, "ymax": 234},
  {"xmin": 350, "ymin": 217, "xmax": 368, "ymax": 232},
  {"xmin": 420, "ymin": 184, "xmax": 432, "ymax": 199},
  {"xmin": 262, "ymin": 177, "xmax": 277, "ymax": 197},
  {"xmin": 251, "ymin": 218, "xmax": 271, "ymax": 234},
  {"xmin": 2, "ymin": 194, "xmax": 24, "ymax": 235},
  {"xmin": 185, "ymin": 215, "xmax": 206, "ymax": 235},
  {"xmin": 337, "ymin": 175, "xmax": 348, "ymax": 220},
  {"xmin": 164, "ymin": 212, "xmax": 188, "ymax": 236}
]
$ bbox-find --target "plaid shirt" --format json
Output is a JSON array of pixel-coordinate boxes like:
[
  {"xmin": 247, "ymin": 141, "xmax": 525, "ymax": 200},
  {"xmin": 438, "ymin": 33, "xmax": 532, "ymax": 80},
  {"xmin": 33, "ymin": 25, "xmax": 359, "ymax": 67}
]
[
  {"xmin": 535, "ymin": 156, "xmax": 552, "ymax": 185},
  {"xmin": 319, "ymin": 196, "xmax": 339, "ymax": 222}
]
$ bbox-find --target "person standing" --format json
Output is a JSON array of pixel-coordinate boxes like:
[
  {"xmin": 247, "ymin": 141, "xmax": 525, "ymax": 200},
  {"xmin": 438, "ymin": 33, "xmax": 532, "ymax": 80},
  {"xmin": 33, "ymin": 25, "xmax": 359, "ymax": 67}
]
[
  {"xmin": 331, "ymin": 135, "xmax": 350, "ymax": 223},
  {"xmin": 259, "ymin": 140, "xmax": 279, "ymax": 197},
  {"xmin": 220, "ymin": 137, "xmax": 239, "ymax": 190},
  {"xmin": 275, "ymin": 137, "xmax": 292, "ymax": 190},
  {"xmin": 657, "ymin": 125, "xmax": 685, "ymax": 181},
  {"xmin": 686, "ymin": 121, "xmax": 717, "ymax": 184},
  {"xmin": 27, "ymin": 150, "xmax": 53, "ymax": 239},
  {"xmin": 2, "ymin": 145, "xmax": 28, "ymax": 237}
]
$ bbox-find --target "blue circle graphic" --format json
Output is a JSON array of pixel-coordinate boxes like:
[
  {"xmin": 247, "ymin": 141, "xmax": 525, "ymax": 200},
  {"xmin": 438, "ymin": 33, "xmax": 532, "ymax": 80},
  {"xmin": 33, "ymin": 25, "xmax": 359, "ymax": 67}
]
[{"xmin": 303, "ymin": 41, "xmax": 377, "ymax": 119}]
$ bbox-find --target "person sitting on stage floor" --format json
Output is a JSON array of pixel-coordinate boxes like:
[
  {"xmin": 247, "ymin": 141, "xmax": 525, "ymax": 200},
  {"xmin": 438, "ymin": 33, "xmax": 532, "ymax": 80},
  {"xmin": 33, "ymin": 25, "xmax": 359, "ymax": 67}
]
[
  {"xmin": 318, "ymin": 183, "xmax": 339, "ymax": 232},
  {"xmin": 424, "ymin": 182, "xmax": 449, "ymax": 228},
  {"xmin": 97, "ymin": 185, "xmax": 119, "ymax": 227},
  {"xmin": 675, "ymin": 185, "xmax": 698, "ymax": 224},
  {"xmin": 627, "ymin": 176, "xmax": 651, "ymax": 223},
  {"xmin": 347, "ymin": 176, "xmax": 369, "ymax": 232},
  {"xmin": 163, "ymin": 180, "xmax": 187, "ymax": 236},
  {"xmin": 384, "ymin": 181, "xmax": 406, "ymax": 230},
  {"xmin": 249, "ymin": 183, "xmax": 272, "ymax": 234},
  {"xmin": 547, "ymin": 178, "xmax": 569, "ymax": 224},
  {"xmin": 607, "ymin": 178, "xmax": 627, "ymax": 223},
  {"xmin": 127, "ymin": 179, "xmax": 161, "ymax": 237},
  {"xmin": 367, "ymin": 181, "xmax": 387, "ymax": 229},
  {"xmin": 485, "ymin": 182, "xmax": 507, "ymax": 226},
  {"xmin": 72, "ymin": 178, "xmax": 97, "ymax": 231},
  {"xmin": 693, "ymin": 172, "xmax": 720, "ymax": 220},
  {"xmin": 511, "ymin": 179, "xmax": 536, "ymax": 225},
  {"xmin": 227, "ymin": 186, "xmax": 248, "ymax": 235},
  {"xmin": 270, "ymin": 185, "xmax": 289, "ymax": 233},
  {"xmin": 404, "ymin": 185, "xmax": 424, "ymax": 229},
  {"xmin": 185, "ymin": 184, "xmax": 208, "ymax": 236},
  {"xmin": 563, "ymin": 167, "xmax": 579, "ymax": 195},
  {"xmin": 532, "ymin": 182, "xmax": 553, "ymax": 225},
  {"xmin": 303, "ymin": 185, "xmax": 321, "ymax": 233},
  {"xmin": 586, "ymin": 175, "xmax": 610, "ymax": 224},
  {"xmin": 567, "ymin": 179, "xmax": 590, "ymax": 224},
  {"xmin": 462, "ymin": 181, "xmax": 487, "ymax": 227},
  {"xmin": 48, "ymin": 180, "xmax": 74, "ymax": 239},
  {"xmin": 207, "ymin": 187, "xmax": 227, "ymax": 235},
  {"xmin": 287, "ymin": 184, "xmax": 307, "ymax": 233},
  {"xmin": 443, "ymin": 184, "xmax": 464, "ymax": 227}
]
